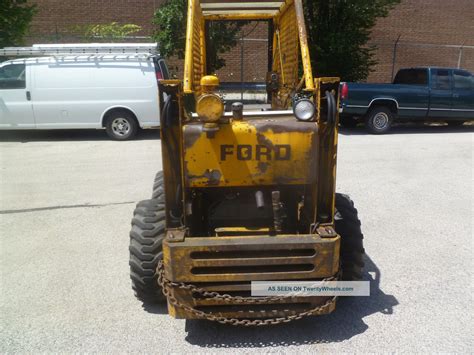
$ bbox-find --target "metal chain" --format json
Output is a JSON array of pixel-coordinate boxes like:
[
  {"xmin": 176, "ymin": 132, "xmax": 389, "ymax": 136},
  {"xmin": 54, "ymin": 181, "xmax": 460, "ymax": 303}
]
[{"xmin": 157, "ymin": 260, "xmax": 339, "ymax": 327}]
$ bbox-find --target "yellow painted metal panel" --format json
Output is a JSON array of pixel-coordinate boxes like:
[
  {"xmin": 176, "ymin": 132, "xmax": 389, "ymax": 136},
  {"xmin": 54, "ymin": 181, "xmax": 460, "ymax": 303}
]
[
  {"xmin": 203, "ymin": 9, "xmax": 279, "ymax": 15},
  {"xmin": 294, "ymin": 0, "xmax": 314, "ymax": 91},
  {"xmin": 183, "ymin": 117, "xmax": 319, "ymax": 187},
  {"xmin": 203, "ymin": 13, "xmax": 276, "ymax": 20},
  {"xmin": 271, "ymin": 1, "xmax": 299, "ymax": 109},
  {"xmin": 201, "ymin": 2, "xmax": 284, "ymax": 10},
  {"xmin": 184, "ymin": 0, "xmax": 204, "ymax": 94}
]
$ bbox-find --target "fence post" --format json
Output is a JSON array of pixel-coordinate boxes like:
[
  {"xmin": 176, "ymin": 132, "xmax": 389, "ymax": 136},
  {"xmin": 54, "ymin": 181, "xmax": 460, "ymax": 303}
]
[
  {"xmin": 391, "ymin": 34, "xmax": 401, "ymax": 81},
  {"xmin": 457, "ymin": 41, "xmax": 465, "ymax": 69}
]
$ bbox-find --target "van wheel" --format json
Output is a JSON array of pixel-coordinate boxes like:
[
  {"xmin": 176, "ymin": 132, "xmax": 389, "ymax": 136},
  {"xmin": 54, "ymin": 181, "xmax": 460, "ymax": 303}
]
[
  {"xmin": 365, "ymin": 107, "xmax": 393, "ymax": 134},
  {"xmin": 105, "ymin": 111, "xmax": 138, "ymax": 140}
]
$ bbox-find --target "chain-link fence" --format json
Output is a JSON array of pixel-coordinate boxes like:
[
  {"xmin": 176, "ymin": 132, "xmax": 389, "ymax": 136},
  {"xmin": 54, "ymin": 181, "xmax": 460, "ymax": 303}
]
[
  {"xmin": 214, "ymin": 22, "xmax": 269, "ymax": 104},
  {"xmin": 23, "ymin": 31, "xmax": 473, "ymax": 86},
  {"xmin": 369, "ymin": 39, "xmax": 474, "ymax": 82}
]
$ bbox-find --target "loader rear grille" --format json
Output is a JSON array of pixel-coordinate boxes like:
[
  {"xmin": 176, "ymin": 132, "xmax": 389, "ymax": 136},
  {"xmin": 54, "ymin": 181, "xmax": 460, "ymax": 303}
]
[
  {"xmin": 170, "ymin": 278, "xmax": 337, "ymax": 319},
  {"xmin": 191, "ymin": 264, "xmax": 315, "ymax": 275},
  {"xmin": 163, "ymin": 231, "xmax": 340, "ymax": 319},
  {"xmin": 164, "ymin": 234, "xmax": 340, "ymax": 283},
  {"xmin": 190, "ymin": 249, "xmax": 316, "ymax": 259}
]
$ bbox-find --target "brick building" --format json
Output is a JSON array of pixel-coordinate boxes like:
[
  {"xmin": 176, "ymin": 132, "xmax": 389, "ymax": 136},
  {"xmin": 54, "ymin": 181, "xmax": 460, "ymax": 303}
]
[
  {"xmin": 27, "ymin": 0, "xmax": 474, "ymax": 83},
  {"xmin": 368, "ymin": 0, "xmax": 474, "ymax": 82}
]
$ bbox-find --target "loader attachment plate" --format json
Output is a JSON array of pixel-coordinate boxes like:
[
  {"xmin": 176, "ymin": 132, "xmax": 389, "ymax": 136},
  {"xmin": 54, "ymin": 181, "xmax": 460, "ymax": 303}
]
[{"xmin": 162, "ymin": 233, "xmax": 340, "ymax": 319}]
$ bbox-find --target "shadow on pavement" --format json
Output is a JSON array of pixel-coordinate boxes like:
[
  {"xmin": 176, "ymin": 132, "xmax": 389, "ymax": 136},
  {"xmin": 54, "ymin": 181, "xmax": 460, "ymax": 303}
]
[
  {"xmin": 142, "ymin": 302, "xmax": 169, "ymax": 315},
  {"xmin": 0, "ymin": 129, "xmax": 160, "ymax": 142},
  {"xmin": 339, "ymin": 122, "xmax": 474, "ymax": 136},
  {"xmin": 183, "ymin": 254, "xmax": 398, "ymax": 348}
]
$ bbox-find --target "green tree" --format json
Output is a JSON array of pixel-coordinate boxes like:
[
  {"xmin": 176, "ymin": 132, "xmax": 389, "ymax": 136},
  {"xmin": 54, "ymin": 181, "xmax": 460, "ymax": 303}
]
[
  {"xmin": 152, "ymin": 0, "xmax": 246, "ymax": 73},
  {"xmin": 0, "ymin": 0, "xmax": 37, "ymax": 48},
  {"xmin": 72, "ymin": 22, "xmax": 142, "ymax": 42},
  {"xmin": 304, "ymin": 0, "xmax": 400, "ymax": 81}
]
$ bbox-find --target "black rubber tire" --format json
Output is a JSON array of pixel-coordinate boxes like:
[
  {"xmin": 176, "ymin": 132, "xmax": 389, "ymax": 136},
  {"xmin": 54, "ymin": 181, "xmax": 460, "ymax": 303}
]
[
  {"xmin": 365, "ymin": 106, "xmax": 393, "ymax": 134},
  {"xmin": 152, "ymin": 171, "xmax": 165, "ymax": 201},
  {"xmin": 446, "ymin": 120, "xmax": 465, "ymax": 127},
  {"xmin": 334, "ymin": 193, "xmax": 365, "ymax": 281},
  {"xmin": 339, "ymin": 116, "xmax": 358, "ymax": 128},
  {"xmin": 129, "ymin": 197, "xmax": 166, "ymax": 304},
  {"xmin": 105, "ymin": 110, "xmax": 139, "ymax": 140}
]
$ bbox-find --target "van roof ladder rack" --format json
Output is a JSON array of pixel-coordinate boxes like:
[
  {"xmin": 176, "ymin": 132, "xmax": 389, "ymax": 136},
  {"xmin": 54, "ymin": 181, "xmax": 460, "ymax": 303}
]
[{"xmin": 0, "ymin": 43, "xmax": 159, "ymax": 56}]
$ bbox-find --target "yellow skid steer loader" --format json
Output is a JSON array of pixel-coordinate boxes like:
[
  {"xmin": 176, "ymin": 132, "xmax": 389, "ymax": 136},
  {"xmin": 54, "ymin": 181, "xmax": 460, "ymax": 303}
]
[{"xmin": 129, "ymin": 0, "xmax": 364, "ymax": 326}]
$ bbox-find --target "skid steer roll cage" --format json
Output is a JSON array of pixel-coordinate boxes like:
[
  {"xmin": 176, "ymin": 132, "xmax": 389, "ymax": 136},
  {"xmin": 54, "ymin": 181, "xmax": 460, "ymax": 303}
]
[
  {"xmin": 158, "ymin": 0, "xmax": 340, "ymax": 234},
  {"xmin": 183, "ymin": 0, "xmax": 314, "ymax": 98}
]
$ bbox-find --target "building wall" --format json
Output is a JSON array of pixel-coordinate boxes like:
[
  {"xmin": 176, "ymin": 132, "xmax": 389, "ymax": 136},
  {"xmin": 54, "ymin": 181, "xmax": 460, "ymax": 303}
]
[
  {"xmin": 215, "ymin": 23, "xmax": 269, "ymax": 83},
  {"xmin": 28, "ymin": 0, "xmax": 163, "ymax": 42},
  {"xmin": 368, "ymin": 0, "xmax": 474, "ymax": 82},
  {"xmin": 27, "ymin": 0, "xmax": 474, "ymax": 83}
]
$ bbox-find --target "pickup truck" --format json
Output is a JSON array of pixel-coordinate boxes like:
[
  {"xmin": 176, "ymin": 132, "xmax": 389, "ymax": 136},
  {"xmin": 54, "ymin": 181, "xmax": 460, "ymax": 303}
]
[{"xmin": 339, "ymin": 67, "xmax": 474, "ymax": 134}]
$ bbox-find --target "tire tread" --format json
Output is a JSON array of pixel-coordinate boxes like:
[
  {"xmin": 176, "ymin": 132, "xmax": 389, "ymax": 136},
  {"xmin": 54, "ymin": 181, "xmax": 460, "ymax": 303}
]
[
  {"xmin": 129, "ymin": 171, "xmax": 166, "ymax": 304},
  {"xmin": 335, "ymin": 193, "xmax": 365, "ymax": 281}
]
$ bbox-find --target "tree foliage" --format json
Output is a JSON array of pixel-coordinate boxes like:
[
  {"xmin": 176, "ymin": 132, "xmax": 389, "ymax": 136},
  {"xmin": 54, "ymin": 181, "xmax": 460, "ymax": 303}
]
[
  {"xmin": 152, "ymin": 0, "xmax": 245, "ymax": 73},
  {"xmin": 151, "ymin": 0, "xmax": 400, "ymax": 81},
  {"xmin": 304, "ymin": 0, "xmax": 400, "ymax": 81},
  {"xmin": 72, "ymin": 22, "xmax": 142, "ymax": 42},
  {"xmin": 0, "ymin": 0, "xmax": 37, "ymax": 48}
]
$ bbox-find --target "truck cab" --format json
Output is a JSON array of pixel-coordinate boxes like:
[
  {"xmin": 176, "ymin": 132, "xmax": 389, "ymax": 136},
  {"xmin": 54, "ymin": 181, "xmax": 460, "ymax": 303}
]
[{"xmin": 340, "ymin": 67, "xmax": 474, "ymax": 133}]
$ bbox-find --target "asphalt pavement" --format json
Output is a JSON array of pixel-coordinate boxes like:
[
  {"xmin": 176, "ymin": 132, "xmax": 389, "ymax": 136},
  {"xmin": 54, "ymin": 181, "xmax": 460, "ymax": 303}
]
[{"xmin": 0, "ymin": 124, "xmax": 472, "ymax": 353}]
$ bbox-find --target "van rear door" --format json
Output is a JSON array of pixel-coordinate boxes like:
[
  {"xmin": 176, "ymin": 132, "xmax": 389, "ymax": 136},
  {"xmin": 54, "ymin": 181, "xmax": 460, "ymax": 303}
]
[{"xmin": 0, "ymin": 62, "xmax": 35, "ymax": 128}]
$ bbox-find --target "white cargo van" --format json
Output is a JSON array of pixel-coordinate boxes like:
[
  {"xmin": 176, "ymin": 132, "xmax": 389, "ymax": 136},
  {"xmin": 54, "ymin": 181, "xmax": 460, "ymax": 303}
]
[{"xmin": 0, "ymin": 44, "xmax": 169, "ymax": 140}]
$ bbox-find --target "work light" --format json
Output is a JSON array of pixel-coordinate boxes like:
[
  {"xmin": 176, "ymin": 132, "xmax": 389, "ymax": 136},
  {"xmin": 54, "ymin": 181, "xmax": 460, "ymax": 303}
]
[
  {"xmin": 196, "ymin": 75, "xmax": 224, "ymax": 123},
  {"xmin": 196, "ymin": 94, "xmax": 224, "ymax": 123},
  {"xmin": 293, "ymin": 98, "xmax": 316, "ymax": 121}
]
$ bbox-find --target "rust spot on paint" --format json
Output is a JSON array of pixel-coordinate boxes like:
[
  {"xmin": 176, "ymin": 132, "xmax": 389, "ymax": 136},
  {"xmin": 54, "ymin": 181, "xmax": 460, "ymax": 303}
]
[
  {"xmin": 257, "ymin": 162, "xmax": 269, "ymax": 173},
  {"xmin": 188, "ymin": 169, "xmax": 222, "ymax": 186},
  {"xmin": 256, "ymin": 133, "xmax": 274, "ymax": 150},
  {"xmin": 249, "ymin": 117, "xmax": 318, "ymax": 134},
  {"xmin": 184, "ymin": 123, "xmax": 203, "ymax": 149}
]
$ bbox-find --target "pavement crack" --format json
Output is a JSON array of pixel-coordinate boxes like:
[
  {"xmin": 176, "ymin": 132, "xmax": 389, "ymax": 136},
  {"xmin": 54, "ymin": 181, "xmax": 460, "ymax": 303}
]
[{"xmin": 0, "ymin": 201, "xmax": 136, "ymax": 215}]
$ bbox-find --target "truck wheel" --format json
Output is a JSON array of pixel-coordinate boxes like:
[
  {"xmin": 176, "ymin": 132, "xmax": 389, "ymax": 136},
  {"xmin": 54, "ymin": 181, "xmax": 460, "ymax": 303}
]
[
  {"xmin": 105, "ymin": 111, "xmax": 138, "ymax": 140},
  {"xmin": 340, "ymin": 116, "xmax": 358, "ymax": 128},
  {"xmin": 365, "ymin": 107, "xmax": 393, "ymax": 134},
  {"xmin": 129, "ymin": 198, "xmax": 166, "ymax": 304},
  {"xmin": 334, "ymin": 193, "xmax": 365, "ymax": 281}
]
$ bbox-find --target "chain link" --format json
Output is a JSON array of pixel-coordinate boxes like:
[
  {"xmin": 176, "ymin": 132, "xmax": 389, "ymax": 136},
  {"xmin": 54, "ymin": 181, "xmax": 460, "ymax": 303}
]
[{"xmin": 157, "ymin": 260, "xmax": 339, "ymax": 326}]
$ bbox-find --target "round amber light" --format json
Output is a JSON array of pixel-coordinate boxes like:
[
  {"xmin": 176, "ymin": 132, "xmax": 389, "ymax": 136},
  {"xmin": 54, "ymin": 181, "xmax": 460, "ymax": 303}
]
[{"xmin": 196, "ymin": 94, "xmax": 224, "ymax": 122}]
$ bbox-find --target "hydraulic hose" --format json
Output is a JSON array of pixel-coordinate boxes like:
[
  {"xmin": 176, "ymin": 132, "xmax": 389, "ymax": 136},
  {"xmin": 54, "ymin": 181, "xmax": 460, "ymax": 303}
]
[
  {"xmin": 161, "ymin": 94, "xmax": 183, "ymax": 224},
  {"xmin": 325, "ymin": 91, "xmax": 337, "ymax": 127}
]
